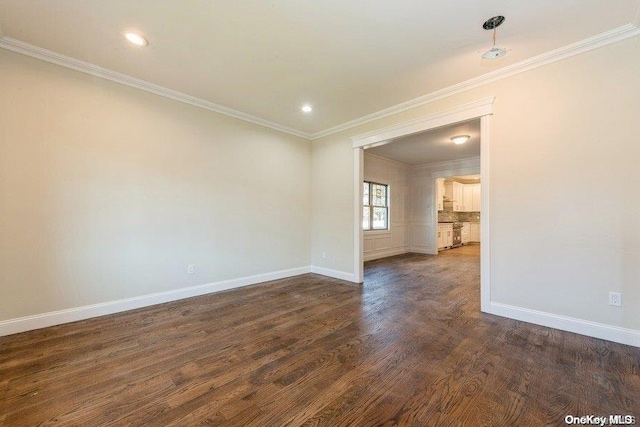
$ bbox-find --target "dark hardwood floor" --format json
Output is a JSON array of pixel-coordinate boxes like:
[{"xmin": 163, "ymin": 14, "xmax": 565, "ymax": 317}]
[{"xmin": 1, "ymin": 245, "xmax": 638, "ymax": 426}]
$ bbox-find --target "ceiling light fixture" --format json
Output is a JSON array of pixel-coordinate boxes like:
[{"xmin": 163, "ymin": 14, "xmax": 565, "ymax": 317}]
[
  {"xmin": 124, "ymin": 32, "xmax": 148, "ymax": 47},
  {"xmin": 481, "ymin": 16, "xmax": 507, "ymax": 60},
  {"xmin": 301, "ymin": 105, "xmax": 313, "ymax": 113},
  {"xmin": 451, "ymin": 135, "xmax": 470, "ymax": 145}
]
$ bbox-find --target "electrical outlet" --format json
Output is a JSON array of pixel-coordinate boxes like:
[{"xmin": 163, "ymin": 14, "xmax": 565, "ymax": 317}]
[
  {"xmin": 321, "ymin": 251, "xmax": 327, "ymax": 259},
  {"xmin": 609, "ymin": 292, "xmax": 622, "ymax": 307},
  {"xmin": 187, "ymin": 264, "xmax": 195, "ymax": 275}
]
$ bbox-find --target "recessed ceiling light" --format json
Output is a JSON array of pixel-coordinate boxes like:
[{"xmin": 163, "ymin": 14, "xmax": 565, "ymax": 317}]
[
  {"xmin": 451, "ymin": 135, "xmax": 470, "ymax": 145},
  {"xmin": 301, "ymin": 105, "xmax": 313, "ymax": 113},
  {"xmin": 125, "ymin": 32, "xmax": 148, "ymax": 47}
]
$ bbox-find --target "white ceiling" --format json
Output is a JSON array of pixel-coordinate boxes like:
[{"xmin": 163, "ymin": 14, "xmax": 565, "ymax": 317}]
[
  {"xmin": 0, "ymin": 1, "xmax": 638, "ymax": 135},
  {"xmin": 367, "ymin": 119, "xmax": 480, "ymax": 165}
]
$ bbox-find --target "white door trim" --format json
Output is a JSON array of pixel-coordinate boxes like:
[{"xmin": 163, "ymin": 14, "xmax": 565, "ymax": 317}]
[
  {"xmin": 350, "ymin": 97, "xmax": 494, "ymax": 313},
  {"xmin": 479, "ymin": 114, "xmax": 492, "ymax": 312},
  {"xmin": 351, "ymin": 97, "xmax": 495, "ymax": 149},
  {"xmin": 354, "ymin": 147, "xmax": 364, "ymax": 282}
]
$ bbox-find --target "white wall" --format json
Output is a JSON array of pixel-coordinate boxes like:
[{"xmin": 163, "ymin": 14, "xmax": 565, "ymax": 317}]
[
  {"xmin": 310, "ymin": 36, "xmax": 640, "ymax": 342},
  {"xmin": 310, "ymin": 132, "xmax": 354, "ymax": 275},
  {"xmin": 363, "ymin": 153, "xmax": 409, "ymax": 261},
  {"xmin": 0, "ymin": 50, "xmax": 311, "ymax": 325},
  {"xmin": 2, "ymin": 31, "xmax": 639, "ymax": 345}
]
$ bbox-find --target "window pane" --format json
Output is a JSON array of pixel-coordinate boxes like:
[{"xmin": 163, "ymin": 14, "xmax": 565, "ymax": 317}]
[
  {"xmin": 363, "ymin": 208, "xmax": 371, "ymax": 230},
  {"xmin": 372, "ymin": 184, "xmax": 387, "ymax": 207},
  {"xmin": 363, "ymin": 182, "xmax": 370, "ymax": 206},
  {"xmin": 372, "ymin": 207, "xmax": 388, "ymax": 230}
]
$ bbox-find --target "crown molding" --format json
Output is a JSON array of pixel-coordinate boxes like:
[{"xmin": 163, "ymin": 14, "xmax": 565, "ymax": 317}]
[
  {"xmin": 351, "ymin": 97, "xmax": 494, "ymax": 149},
  {"xmin": 1, "ymin": 23, "xmax": 638, "ymax": 142},
  {"xmin": 0, "ymin": 36, "xmax": 312, "ymax": 140},
  {"xmin": 312, "ymin": 23, "xmax": 640, "ymax": 140}
]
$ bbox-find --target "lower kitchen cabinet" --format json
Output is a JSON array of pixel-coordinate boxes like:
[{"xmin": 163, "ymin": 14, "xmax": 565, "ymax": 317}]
[
  {"xmin": 469, "ymin": 222, "xmax": 481, "ymax": 242},
  {"xmin": 437, "ymin": 223, "xmax": 453, "ymax": 249},
  {"xmin": 461, "ymin": 222, "xmax": 470, "ymax": 244}
]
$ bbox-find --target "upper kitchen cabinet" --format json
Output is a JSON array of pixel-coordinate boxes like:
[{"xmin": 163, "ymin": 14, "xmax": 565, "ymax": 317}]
[
  {"xmin": 464, "ymin": 183, "xmax": 481, "ymax": 212},
  {"xmin": 445, "ymin": 181, "xmax": 480, "ymax": 212},
  {"xmin": 471, "ymin": 184, "xmax": 481, "ymax": 212},
  {"xmin": 463, "ymin": 185, "xmax": 473, "ymax": 212},
  {"xmin": 444, "ymin": 181, "xmax": 464, "ymax": 211}
]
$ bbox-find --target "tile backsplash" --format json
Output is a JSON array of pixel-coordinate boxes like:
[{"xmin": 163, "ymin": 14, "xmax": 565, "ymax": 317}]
[{"xmin": 438, "ymin": 210, "xmax": 480, "ymax": 222}]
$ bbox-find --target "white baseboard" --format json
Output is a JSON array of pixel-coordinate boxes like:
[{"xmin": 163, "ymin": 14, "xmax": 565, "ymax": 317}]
[
  {"xmin": 8, "ymin": 268, "xmax": 635, "ymax": 348},
  {"xmin": 0, "ymin": 266, "xmax": 311, "ymax": 337},
  {"xmin": 363, "ymin": 247, "xmax": 408, "ymax": 261},
  {"xmin": 310, "ymin": 266, "xmax": 358, "ymax": 283},
  {"xmin": 487, "ymin": 302, "xmax": 640, "ymax": 347}
]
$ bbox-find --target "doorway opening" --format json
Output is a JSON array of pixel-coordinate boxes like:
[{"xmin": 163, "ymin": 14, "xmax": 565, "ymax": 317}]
[
  {"xmin": 351, "ymin": 98, "xmax": 493, "ymax": 312},
  {"xmin": 435, "ymin": 174, "xmax": 481, "ymax": 253}
]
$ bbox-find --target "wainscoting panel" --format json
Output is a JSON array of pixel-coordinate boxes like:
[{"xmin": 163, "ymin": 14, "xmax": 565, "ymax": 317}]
[
  {"xmin": 409, "ymin": 222, "xmax": 435, "ymax": 254},
  {"xmin": 373, "ymin": 235, "xmax": 392, "ymax": 250},
  {"xmin": 363, "ymin": 238, "xmax": 375, "ymax": 252},
  {"xmin": 391, "ymin": 224, "xmax": 408, "ymax": 248},
  {"xmin": 364, "ymin": 225, "xmax": 408, "ymax": 261}
]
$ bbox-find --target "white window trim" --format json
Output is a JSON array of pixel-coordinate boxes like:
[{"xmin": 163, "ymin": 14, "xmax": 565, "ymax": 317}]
[{"xmin": 362, "ymin": 181, "xmax": 390, "ymax": 232}]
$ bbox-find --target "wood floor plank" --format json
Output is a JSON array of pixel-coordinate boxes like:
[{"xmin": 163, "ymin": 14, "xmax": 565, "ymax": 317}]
[{"xmin": 1, "ymin": 244, "xmax": 639, "ymax": 426}]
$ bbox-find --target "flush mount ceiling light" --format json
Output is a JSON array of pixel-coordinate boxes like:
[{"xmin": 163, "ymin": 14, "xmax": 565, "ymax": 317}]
[
  {"xmin": 301, "ymin": 105, "xmax": 313, "ymax": 113},
  {"xmin": 124, "ymin": 32, "xmax": 148, "ymax": 47},
  {"xmin": 451, "ymin": 135, "xmax": 470, "ymax": 145},
  {"xmin": 481, "ymin": 15, "xmax": 508, "ymax": 60}
]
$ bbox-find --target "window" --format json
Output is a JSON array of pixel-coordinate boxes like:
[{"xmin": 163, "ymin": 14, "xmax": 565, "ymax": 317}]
[{"xmin": 363, "ymin": 181, "xmax": 389, "ymax": 230}]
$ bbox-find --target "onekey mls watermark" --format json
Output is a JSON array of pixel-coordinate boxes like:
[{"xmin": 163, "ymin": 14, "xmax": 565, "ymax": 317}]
[{"xmin": 565, "ymin": 415, "xmax": 636, "ymax": 426}]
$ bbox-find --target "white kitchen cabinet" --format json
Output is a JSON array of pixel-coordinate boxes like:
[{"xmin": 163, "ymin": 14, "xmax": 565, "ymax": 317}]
[
  {"xmin": 445, "ymin": 181, "xmax": 481, "ymax": 212},
  {"xmin": 444, "ymin": 182, "xmax": 453, "ymax": 206},
  {"xmin": 469, "ymin": 223, "xmax": 481, "ymax": 242},
  {"xmin": 462, "ymin": 186, "xmax": 473, "ymax": 212},
  {"xmin": 471, "ymin": 184, "xmax": 481, "ymax": 212},
  {"xmin": 453, "ymin": 183, "xmax": 463, "ymax": 212},
  {"xmin": 444, "ymin": 182, "xmax": 464, "ymax": 211},
  {"xmin": 460, "ymin": 184, "xmax": 481, "ymax": 212},
  {"xmin": 437, "ymin": 223, "xmax": 453, "ymax": 249},
  {"xmin": 461, "ymin": 222, "xmax": 470, "ymax": 244}
]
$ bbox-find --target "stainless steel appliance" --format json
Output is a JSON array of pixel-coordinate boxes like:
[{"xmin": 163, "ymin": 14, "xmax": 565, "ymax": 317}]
[{"xmin": 452, "ymin": 223, "xmax": 463, "ymax": 248}]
